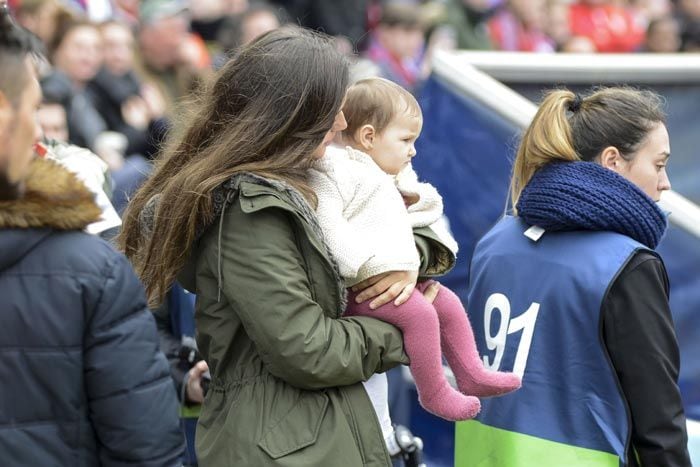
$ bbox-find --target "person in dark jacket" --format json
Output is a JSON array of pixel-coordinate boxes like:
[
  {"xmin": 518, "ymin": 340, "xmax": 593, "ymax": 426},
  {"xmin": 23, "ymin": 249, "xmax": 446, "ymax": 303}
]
[
  {"xmin": 88, "ymin": 20, "xmax": 167, "ymax": 160},
  {"xmin": 457, "ymin": 87, "xmax": 691, "ymax": 467},
  {"xmin": 0, "ymin": 8, "xmax": 184, "ymax": 465}
]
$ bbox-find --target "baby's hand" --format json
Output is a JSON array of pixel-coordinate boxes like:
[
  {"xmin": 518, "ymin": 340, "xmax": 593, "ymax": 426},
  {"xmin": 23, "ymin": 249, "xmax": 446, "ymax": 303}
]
[
  {"xmin": 352, "ymin": 270, "xmax": 418, "ymax": 310},
  {"xmin": 402, "ymin": 193, "xmax": 419, "ymax": 207}
]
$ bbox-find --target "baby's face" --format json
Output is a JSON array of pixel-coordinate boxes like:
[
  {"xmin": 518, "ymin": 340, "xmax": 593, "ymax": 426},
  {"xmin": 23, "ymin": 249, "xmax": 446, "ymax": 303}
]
[{"xmin": 368, "ymin": 112, "xmax": 422, "ymax": 175}]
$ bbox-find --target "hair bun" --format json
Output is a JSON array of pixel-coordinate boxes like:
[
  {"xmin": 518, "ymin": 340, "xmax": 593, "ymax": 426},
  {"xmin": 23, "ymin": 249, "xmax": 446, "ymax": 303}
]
[{"xmin": 568, "ymin": 94, "xmax": 583, "ymax": 113}]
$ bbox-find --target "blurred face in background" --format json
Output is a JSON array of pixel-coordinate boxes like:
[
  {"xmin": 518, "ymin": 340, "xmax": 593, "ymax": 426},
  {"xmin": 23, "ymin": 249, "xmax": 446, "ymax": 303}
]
[
  {"xmin": 646, "ymin": 17, "xmax": 681, "ymax": 52},
  {"xmin": 101, "ymin": 22, "xmax": 135, "ymax": 76},
  {"xmin": 139, "ymin": 14, "xmax": 189, "ymax": 70},
  {"xmin": 53, "ymin": 25, "xmax": 103, "ymax": 86},
  {"xmin": 377, "ymin": 24, "xmax": 425, "ymax": 60},
  {"xmin": 240, "ymin": 10, "xmax": 280, "ymax": 45},
  {"xmin": 37, "ymin": 103, "xmax": 69, "ymax": 142},
  {"xmin": 545, "ymin": 0, "xmax": 571, "ymax": 45}
]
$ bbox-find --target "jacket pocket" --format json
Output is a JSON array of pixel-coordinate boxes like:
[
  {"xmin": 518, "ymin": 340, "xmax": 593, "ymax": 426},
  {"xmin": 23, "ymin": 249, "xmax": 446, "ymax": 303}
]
[{"xmin": 257, "ymin": 391, "xmax": 329, "ymax": 459}]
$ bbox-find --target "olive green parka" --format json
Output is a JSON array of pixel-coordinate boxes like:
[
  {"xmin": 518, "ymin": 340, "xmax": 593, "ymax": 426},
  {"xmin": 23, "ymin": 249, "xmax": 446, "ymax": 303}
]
[{"xmin": 176, "ymin": 173, "xmax": 454, "ymax": 466}]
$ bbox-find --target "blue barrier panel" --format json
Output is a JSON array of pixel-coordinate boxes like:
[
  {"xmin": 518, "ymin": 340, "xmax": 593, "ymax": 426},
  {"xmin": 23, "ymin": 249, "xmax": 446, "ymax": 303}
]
[
  {"xmin": 414, "ymin": 76, "xmax": 519, "ymax": 299},
  {"xmin": 658, "ymin": 224, "xmax": 700, "ymax": 420}
]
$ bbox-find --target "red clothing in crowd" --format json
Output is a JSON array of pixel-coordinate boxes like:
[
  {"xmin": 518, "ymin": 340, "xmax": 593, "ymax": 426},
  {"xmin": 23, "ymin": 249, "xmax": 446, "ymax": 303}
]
[
  {"xmin": 569, "ymin": 2, "xmax": 646, "ymax": 52},
  {"xmin": 488, "ymin": 9, "xmax": 555, "ymax": 52}
]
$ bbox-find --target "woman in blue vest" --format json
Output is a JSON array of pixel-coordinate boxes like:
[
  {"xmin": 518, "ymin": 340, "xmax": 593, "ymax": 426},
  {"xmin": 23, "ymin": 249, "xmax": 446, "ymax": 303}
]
[{"xmin": 457, "ymin": 87, "xmax": 691, "ymax": 466}]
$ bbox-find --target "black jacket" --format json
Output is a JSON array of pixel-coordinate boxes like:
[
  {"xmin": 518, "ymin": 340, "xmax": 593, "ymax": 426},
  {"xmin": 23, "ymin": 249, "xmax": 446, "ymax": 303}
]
[
  {"xmin": 87, "ymin": 68, "xmax": 163, "ymax": 159},
  {"xmin": 0, "ymin": 158, "xmax": 184, "ymax": 466},
  {"xmin": 603, "ymin": 250, "xmax": 690, "ymax": 467}
]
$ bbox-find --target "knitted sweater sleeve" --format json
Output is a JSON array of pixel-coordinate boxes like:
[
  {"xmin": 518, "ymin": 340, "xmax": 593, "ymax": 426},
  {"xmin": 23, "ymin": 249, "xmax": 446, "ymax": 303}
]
[
  {"xmin": 395, "ymin": 165, "xmax": 443, "ymax": 228},
  {"xmin": 396, "ymin": 165, "xmax": 459, "ymax": 254},
  {"xmin": 309, "ymin": 167, "xmax": 376, "ymax": 280}
]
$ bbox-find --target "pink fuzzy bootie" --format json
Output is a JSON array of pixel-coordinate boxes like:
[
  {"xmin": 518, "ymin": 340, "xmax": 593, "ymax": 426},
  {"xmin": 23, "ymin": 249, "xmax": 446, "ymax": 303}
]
[
  {"xmin": 418, "ymin": 281, "xmax": 522, "ymax": 398},
  {"xmin": 417, "ymin": 380, "xmax": 481, "ymax": 421}
]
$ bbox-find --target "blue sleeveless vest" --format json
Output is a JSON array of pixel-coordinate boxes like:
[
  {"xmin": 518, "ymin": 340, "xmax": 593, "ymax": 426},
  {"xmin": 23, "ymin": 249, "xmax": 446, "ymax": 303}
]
[{"xmin": 456, "ymin": 216, "xmax": 650, "ymax": 467}]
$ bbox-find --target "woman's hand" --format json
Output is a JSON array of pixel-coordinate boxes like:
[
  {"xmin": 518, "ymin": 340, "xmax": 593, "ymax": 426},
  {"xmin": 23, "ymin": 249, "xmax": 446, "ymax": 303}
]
[
  {"xmin": 121, "ymin": 96, "xmax": 150, "ymax": 130},
  {"xmin": 185, "ymin": 360, "xmax": 209, "ymax": 404},
  {"xmin": 352, "ymin": 270, "xmax": 418, "ymax": 309}
]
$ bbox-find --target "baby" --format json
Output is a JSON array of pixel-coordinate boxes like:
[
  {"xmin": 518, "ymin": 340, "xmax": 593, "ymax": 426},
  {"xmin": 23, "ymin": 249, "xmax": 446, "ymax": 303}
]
[{"xmin": 308, "ymin": 77, "xmax": 521, "ymax": 444}]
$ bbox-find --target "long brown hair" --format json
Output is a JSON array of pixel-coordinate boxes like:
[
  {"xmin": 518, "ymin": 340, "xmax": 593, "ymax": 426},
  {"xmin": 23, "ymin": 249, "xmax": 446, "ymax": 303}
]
[
  {"xmin": 510, "ymin": 87, "xmax": 665, "ymax": 209},
  {"xmin": 118, "ymin": 27, "xmax": 349, "ymax": 306}
]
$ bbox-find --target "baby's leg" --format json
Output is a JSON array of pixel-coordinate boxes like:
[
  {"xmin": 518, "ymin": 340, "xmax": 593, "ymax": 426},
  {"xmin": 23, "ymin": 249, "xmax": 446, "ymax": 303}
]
[
  {"xmin": 346, "ymin": 289, "xmax": 480, "ymax": 421},
  {"xmin": 416, "ymin": 281, "xmax": 521, "ymax": 397}
]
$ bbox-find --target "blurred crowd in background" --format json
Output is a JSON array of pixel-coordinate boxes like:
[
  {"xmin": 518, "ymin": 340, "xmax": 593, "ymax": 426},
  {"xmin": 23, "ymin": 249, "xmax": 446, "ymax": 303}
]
[{"xmin": 7, "ymin": 0, "xmax": 699, "ymax": 211}]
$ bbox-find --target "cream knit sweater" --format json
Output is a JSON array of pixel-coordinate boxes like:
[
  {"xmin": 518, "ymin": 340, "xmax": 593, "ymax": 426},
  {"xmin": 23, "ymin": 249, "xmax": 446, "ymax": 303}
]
[{"xmin": 309, "ymin": 146, "xmax": 455, "ymax": 286}]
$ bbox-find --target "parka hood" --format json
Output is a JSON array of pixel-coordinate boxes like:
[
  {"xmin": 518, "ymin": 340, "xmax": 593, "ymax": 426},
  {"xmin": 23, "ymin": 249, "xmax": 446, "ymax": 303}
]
[{"xmin": 140, "ymin": 172, "xmax": 348, "ymax": 312}]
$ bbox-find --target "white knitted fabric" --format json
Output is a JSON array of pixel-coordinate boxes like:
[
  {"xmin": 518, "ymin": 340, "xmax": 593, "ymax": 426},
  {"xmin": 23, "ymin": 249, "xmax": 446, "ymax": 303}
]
[
  {"xmin": 309, "ymin": 146, "xmax": 420, "ymax": 286},
  {"xmin": 395, "ymin": 164, "xmax": 459, "ymax": 255}
]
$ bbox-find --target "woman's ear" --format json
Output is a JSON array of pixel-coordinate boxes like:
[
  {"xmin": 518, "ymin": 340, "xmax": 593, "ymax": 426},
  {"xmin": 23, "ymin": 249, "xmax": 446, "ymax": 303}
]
[
  {"xmin": 357, "ymin": 124, "xmax": 375, "ymax": 151},
  {"xmin": 599, "ymin": 146, "xmax": 624, "ymax": 174}
]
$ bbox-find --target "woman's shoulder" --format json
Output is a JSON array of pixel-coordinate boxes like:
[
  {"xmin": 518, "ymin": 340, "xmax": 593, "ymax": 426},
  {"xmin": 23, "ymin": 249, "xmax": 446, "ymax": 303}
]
[{"xmin": 210, "ymin": 173, "xmax": 318, "ymax": 236}]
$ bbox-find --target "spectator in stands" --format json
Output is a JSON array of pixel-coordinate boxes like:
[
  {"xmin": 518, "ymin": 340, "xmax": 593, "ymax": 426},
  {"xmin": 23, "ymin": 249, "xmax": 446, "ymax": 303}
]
[
  {"xmin": 136, "ymin": 0, "xmax": 211, "ymax": 118},
  {"xmin": 11, "ymin": 0, "xmax": 66, "ymax": 44},
  {"xmin": 544, "ymin": 0, "xmax": 572, "ymax": 49},
  {"xmin": 89, "ymin": 20, "xmax": 166, "ymax": 159},
  {"xmin": 216, "ymin": 1, "xmax": 282, "ymax": 65},
  {"xmin": 440, "ymin": 0, "xmax": 497, "ymax": 50},
  {"xmin": 46, "ymin": 19, "xmax": 105, "ymax": 151},
  {"xmin": 0, "ymin": 7, "xmax": 184, "ymax": 465},
  {"xmin": 568, "ymin": 0, "xmax": 646, "ymax": 52},
  {"xmin": 487, "ymin": 0, "xmax": 555, "ymax": 51},
  {"xmin": 119, "ymin": 27, "xmax": 445, "ymax": 466},
  {"xmin": 44, "ymin": 18, "xmax": 151, "ymax": 212},
  {"xmin": 644, "ymin": 15, "xmax": 681, "ymax": 52},
  {"xmin": 36, "ymin": 98, "xmax": 68, "ymax": 141},
  {"xmin": 461, "ymin": 87, "xmax": 691, "ymax": 466},
  {"xmin": 365, "ymin": 3, "xmax": 426, "ymax": 93}
]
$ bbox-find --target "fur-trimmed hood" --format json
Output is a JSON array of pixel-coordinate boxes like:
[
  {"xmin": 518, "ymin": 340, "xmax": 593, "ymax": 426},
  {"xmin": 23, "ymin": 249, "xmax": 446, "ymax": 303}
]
[
  {"xmin": 0, "ymin": 157, "xmax": 101, "ymax": 273},
  {"xmin": 0, "ymin": 157, "xmax": 101, "ymax": 231}
]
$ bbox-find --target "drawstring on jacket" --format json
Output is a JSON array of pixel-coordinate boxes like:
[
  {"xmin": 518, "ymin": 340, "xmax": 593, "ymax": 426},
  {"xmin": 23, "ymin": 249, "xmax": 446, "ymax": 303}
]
[{"xmin": 217, "ymin": 190, "xmax": 234, "ymax": 302}]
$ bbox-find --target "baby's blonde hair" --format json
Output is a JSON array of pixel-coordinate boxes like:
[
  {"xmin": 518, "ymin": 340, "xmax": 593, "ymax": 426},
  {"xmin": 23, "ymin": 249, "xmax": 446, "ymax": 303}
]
[{"xmin": 342, "ymin": 77, "xmax": 422, "ymax": 144}]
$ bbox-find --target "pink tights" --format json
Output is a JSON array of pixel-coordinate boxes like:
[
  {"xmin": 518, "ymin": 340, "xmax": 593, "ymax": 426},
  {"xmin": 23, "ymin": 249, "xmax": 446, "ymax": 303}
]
[{"xmin": 346, "ymin": 281, "xmax": 521, "ymax": 421}]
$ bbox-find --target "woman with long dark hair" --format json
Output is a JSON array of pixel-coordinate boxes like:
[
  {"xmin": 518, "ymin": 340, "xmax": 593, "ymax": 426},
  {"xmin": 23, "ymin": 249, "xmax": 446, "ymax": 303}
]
[{"xmin": 119, "ymin": 27, "xmax": 447, "ymax": 466}]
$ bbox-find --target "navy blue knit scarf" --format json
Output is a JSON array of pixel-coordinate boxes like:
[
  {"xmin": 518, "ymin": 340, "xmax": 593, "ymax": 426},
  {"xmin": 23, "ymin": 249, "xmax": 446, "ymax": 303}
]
[{"xmin": 516, "ymin": 161, "xmax": 667, "ymax": 249}]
